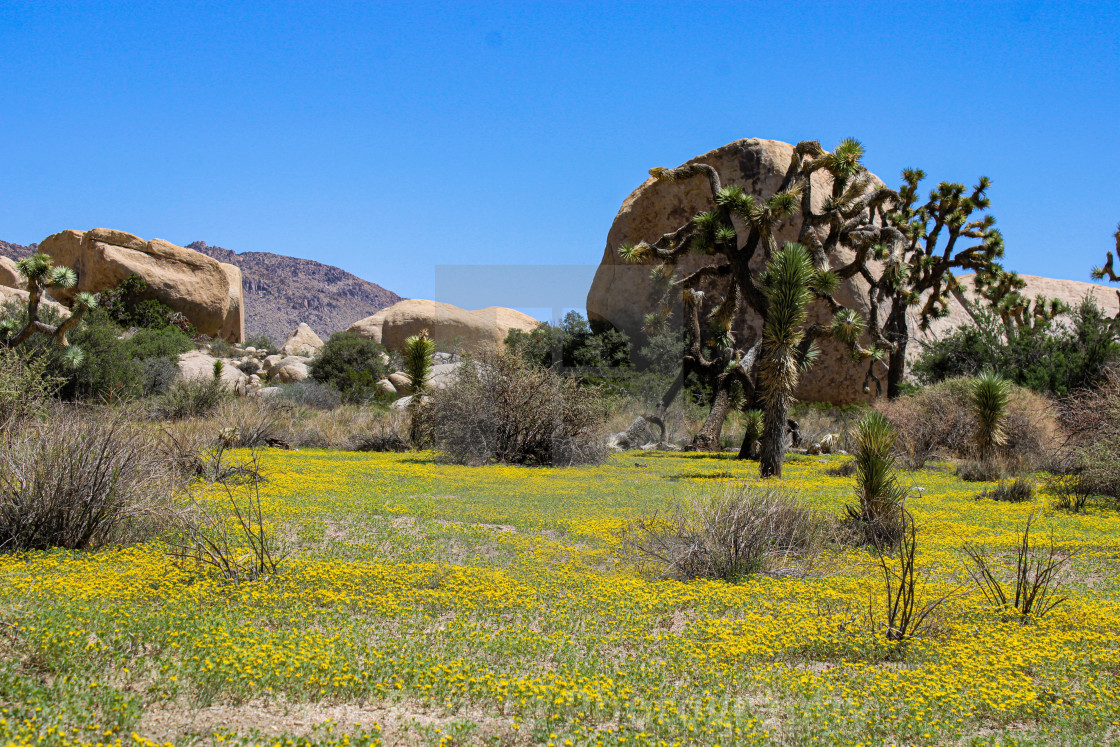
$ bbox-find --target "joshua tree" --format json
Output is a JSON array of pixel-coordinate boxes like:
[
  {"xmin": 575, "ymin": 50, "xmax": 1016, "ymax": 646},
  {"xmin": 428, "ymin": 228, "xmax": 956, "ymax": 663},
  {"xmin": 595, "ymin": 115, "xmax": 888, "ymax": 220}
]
[
  {"xmin": 758, "ymin": 243, "xmax": 816, "ymax": 477},
  {"xmin": 858, "ymin": 170, "xmax": 1066, "ymax": 398},
  {"xmin": 971, "ymin": 371, "xmax": 1011, "ymax": 466},
  {"xmin": 1090, "ymin": 222, "xmax": 1120, "ymax": 336},
  {"xmin": 0, "ymin": 253, "xmax": 96, "ymax": 366},
  {"xmin": 403, "ymin": 331, "xmax": 436, "ymax": 447},
  {"xmin": 617, "ymin": 139, "xmax": 882, "ymax": 457}
]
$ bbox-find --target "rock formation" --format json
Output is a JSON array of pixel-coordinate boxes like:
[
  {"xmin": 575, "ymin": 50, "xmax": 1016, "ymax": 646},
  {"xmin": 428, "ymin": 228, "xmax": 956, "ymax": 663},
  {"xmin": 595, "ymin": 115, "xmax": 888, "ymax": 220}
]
[
  {"xmin": 280, "ymin": 323, "xmax": 324, "ymax": 357},
  {"xmin": 0, "ymin": 256, "xmax": 20, "ymax": 289},
  {"xmin": 177, "ymin": 350, "xmax": 249, "ymax": 394},
  {"xmin": 37, "ymin": 228, "xmax": 244, "ymax": 342},
  {"xmin": 347, "ymin": 300, "xmax": 537, "ymax": 354},
  {"xmin": 585, "ymin": 138, "xmax": 1120, "ymax": 403}
]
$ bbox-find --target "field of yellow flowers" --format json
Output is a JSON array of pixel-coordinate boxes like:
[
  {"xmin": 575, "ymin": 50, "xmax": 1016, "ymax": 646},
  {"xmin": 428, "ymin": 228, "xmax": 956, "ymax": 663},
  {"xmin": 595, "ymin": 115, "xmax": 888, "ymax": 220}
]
[{"xmin": 1, "ymin": 448, "xmax": 1119, "ymax": 747}]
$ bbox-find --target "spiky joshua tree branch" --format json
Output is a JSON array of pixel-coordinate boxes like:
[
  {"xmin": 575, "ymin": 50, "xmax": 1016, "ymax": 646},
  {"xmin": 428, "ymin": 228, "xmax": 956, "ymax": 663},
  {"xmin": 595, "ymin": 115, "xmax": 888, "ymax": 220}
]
[{"xmin": 0, "ymin": 253, "xmax": 96, "ymax": 367}]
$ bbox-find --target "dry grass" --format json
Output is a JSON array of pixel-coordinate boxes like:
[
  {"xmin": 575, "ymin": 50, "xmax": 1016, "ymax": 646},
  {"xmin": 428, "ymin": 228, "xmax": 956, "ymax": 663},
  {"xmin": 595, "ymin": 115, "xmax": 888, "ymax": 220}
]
[
  {"xmin": 0, "ymin": 405, "xmax": 179, "ymax": 551},
  {"xmin": 619, "ymin": 482, "xmax": 835, "ymax": 582}
]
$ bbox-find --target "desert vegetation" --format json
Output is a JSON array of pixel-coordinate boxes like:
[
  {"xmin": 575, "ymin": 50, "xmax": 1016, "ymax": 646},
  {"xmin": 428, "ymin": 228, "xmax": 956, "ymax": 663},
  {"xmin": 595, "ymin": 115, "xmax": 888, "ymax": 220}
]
[{"xmin": 2, "ymin": 174, "xmax": 1120, "ymax": 747}]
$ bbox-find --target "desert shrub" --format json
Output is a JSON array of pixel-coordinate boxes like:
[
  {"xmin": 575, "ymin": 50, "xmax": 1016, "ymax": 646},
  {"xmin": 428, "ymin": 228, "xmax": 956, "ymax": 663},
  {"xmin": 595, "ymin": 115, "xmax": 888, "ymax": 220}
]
[
  {"xmin": 310, "ymin": 332, "xmax": 390, "ymax": 404},
  {"xmin": 979, "ymin": 478, "xmax": 1035, "ymax": 502},
  {"xmin": 914, "ymin": 301, "xmax": 1120, "ymax": 396},
  {"xmin": 1058, "ymin": 371, "xmax": 1120, "ymax": 500},
  {"xmin": 620, "ymin": 484, "xmax": 832, "ymax": 582},
  {"xmin": 152, "ymin": 376, "xmax": 231, "ymax": 420},
  {"xmin": 877, "ymin": 377, "xmax": 1059, "ymax": 470},
  {"xmin": 207, "ymin": 338, "xmax": 234, "ymax": 358},
  {"xmin": 963, "ymin": 513, "xmax": 1071, "ymax": 620},
  {"xmin": 278, "ymin": 380, "xmax": 342, "ymax": 410},
  {"xmin": 428, "ymin": 353, "xmax": 609, "ymax": 466},
  {"xmin": 0, "ymin": 347, "xmax": 58, "ymax": 431},
  {"xmin": 99, "ymin": 273, "xmax": 194, "ymax": 333},
  {"xmin": 827, "ymin": 460, "xmax": 857, "ymax": 477},
  {"xmin": 354, "ymin": 410, "xmax": 410, "ymax": 452},
  {"xmin": 0, "ymin": 407, "xmax": 176, "ymax": 551},
  {"xmin": 505, "ymin": 311, "xmax": 631, "ymax": 372},
  {"xmin": 139, "ymin": 357, "xmax": 180, "ymax": 397},
  {"xmin": 956, "ymin": 459, "xmax": 1005, "ymax": 483},
  {"xmin": 125, "ymin": 326, "xmax": 194, "ymax": 361},
  {"xmin": 244, "ymin": 333, "xmax": 275, "ymax": 354}
]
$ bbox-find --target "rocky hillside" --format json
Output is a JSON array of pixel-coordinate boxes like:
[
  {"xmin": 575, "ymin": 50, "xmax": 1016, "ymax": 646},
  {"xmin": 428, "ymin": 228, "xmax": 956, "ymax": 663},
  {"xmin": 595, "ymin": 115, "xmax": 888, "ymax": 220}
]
[
  {"xmin": 0, "ymin": 238, "xmax": 402, "ymax": 344},
  {"xmin": 185, "ymin": 242, "xmax": 402, "ymax": 344}
]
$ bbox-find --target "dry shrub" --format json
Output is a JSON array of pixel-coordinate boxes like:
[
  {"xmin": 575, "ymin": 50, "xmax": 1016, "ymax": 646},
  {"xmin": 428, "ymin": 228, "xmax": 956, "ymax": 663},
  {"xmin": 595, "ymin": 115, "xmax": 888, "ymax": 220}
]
[
  {"xmin": 1057, "ymin": 371, "xmax": 1120, "ymax": 500},
  {"xmin": 428, "ymin": 354, "xmax": 609, "ymax": 466},
  {"xmin": 0, "ymin": 347, "xmax": 58, "ymax": 432},
  {"xmin": 876, "ymin": 377, "xmax": 1060, "ymax": 470},
  {"xmin": 0, "ymin": 406, "xmax": 177, "ymax": 551},
  {"xmin": 620, "ymin": 483, "xmax": 833, "ymax": 582},
  {"xmin": 978, "ymin": 477, "xmax": 1036, "ymax": 502}
]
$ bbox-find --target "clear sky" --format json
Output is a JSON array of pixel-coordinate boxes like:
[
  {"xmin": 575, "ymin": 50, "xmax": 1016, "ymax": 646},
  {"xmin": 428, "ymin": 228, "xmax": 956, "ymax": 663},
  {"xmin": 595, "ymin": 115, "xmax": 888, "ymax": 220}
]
[{"xmin": 2, "ymin": 1, "xmax": 1117, "ymax": 307}]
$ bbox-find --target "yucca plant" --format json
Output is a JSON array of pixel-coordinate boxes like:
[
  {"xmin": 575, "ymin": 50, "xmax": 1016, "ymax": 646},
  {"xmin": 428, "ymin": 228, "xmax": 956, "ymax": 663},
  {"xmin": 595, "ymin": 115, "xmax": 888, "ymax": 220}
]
[
  {"xmin": 758, "ymin": 243, "xmax": 816, "ymax": 478},
  {"xmin": 403, "ymin": 330, "xmax": 436, "ymax": 447},
  {"xmin": 847, "ymin": 411, "xmax": 908, "ymax": 545},
  {"xmin": 971, "ymin": 371, "xmax": 1011, "ymax": 464},
  {"xmin": 0, "ymin": 253, "xmax": 96, "ymax": 367},
  {"xmin": 741, "ymin": 409, "xmax": 763, "ymax": 459}
]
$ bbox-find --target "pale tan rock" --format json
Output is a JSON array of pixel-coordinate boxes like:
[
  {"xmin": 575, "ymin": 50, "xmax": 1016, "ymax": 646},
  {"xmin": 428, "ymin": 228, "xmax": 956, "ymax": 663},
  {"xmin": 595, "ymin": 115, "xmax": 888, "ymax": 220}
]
[
  {"xmin": 0, "ymin": 285, "xmax": 69, "ymax": 317},
  {"xmin": 272, "ymin": 357, "xmax": 310, "ymax": 383},
  {"xmin": 37, "ymin": 228, "xmax": 243, "ymax": 342},
  {"xmin": 0, "ymin": 256, "xmax": 21, "ymax": 289},
  {"xmin": 912, "ymin": 273, "xmax": 1120, "ymax": 348},
  {"xmin": 586, "ymin": 138, "xmax": 885, "ymax": 404},
  {"xmin": 347, "ymin": 299, "xmax": 537, "ymax": 354},
  {"xmin": 375, "ymin": 378, "xmax": 396, "ymax": 396},
  {"xmin": 280, "ymin": 323, "xmax": 324, "ymax": 357},
  {"xmin": 177, "ymin": 350, "xmax": 248, "ymax": 395},
  {"xmin": 218, "ymin": 263, "xmax": 245, "ymax": 343},
  {"xmin": 262, "ymin": 354, "xmax": 284, "ymax": 374},
  {"xmin": 387, "ymin": 372, "xmax": 412, "ymax": 395}
]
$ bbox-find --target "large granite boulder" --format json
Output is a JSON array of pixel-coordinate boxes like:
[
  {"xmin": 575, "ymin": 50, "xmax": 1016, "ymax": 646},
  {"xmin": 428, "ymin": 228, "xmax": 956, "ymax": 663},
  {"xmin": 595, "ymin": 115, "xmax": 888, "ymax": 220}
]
[
  {"xmin": 586, "ymin": 138, "xmax": 883, "ymax": 404},
  {"xmin": 0, "ymin": 256, "xmax": 21, "ymax": 289},
  {"xmin": 280, "ymin": 323, "xmax": 324, "ymax": 357},
  {"xmin": 37, "ymin": 228, "xmax": 244, "ymax": 342},
  {"xmin": 347, "ymin": 299, "xmax": 537, "ymax": 354},
  {"xmin": 271, "ymin": 356, "xmax": 311, "ymax": 383},
  {"xmin": 177, "ymin": 350, "xmax": 248, "ymax": 395}
]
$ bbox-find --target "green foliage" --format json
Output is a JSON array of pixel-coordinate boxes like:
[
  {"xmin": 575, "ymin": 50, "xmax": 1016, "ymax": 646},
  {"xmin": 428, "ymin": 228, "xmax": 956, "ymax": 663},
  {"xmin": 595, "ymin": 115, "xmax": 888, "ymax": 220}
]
[
  {"xmin": 309, "ymin": 332, "xmax": 390, "ymax": 404},
  {"xmin": 126, "ymin": 326, "xmax": 195, "ymax": 361},
  {"xmin": 971, "ymin": 372, "xmax": 1011, "ymax": 463},
  {"xmin": 244, "ymin": 333, "xmax": 276, "ymax": 353},
  {"xmin": 152, "ymin": 377, "xmax": 231, "ymax": 420},
  {"xmin": 98, "ymin": 273, "xmax": 194, "ymax": 333},
  {"xmin": 0, "ymin": 347, "xmax": 58, "ymax": 431},
  {"xmin": 913, "ymin": 300, "xmax": 1120, "ymax": 396},
  {"xmin": 847, "ymin": 411, "xmax": 907, "ymax": 544},
  {"xmin": 504, "ymin": 312, "xmax": 631, "ymax": 374},
  {"xmin": 403, "ymin": 331, "xmax": 436, "ymax": 395}
]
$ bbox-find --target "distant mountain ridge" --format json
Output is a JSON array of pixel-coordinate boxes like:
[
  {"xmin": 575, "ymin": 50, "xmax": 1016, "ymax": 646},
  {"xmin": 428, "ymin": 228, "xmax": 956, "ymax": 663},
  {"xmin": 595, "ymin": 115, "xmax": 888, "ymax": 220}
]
[{"xmin": 0, "ymin": 236, "xmax": 402, "ymax": 344}]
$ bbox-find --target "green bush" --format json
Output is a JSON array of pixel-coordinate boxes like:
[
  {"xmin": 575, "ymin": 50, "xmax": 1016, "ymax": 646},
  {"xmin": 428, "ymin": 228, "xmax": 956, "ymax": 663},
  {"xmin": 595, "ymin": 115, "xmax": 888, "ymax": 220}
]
[
  {"xmin": 125, "ymin": 326, "xmax": 195, "ymax": 361},
  {"xmin": 151, "ymin": 377, "xmax": 230, "ymax": 420},
  {"xmin": 98, "ymin": 273, "xmax": 194, "ymax": 333},
  {"xmin": 914, "ymin": 301, "xmax": 1120, "ymax": 396},
  {"xmin": 0, "ymin": 348, "xmax": 58, "ymax": 431},
  {"xmin": 309, "ymin": 332, "xmax": 390, "ymax": 403},
  {"xmin": 505, "ymin": 311, "xmax": 631, "ymax": 372}
]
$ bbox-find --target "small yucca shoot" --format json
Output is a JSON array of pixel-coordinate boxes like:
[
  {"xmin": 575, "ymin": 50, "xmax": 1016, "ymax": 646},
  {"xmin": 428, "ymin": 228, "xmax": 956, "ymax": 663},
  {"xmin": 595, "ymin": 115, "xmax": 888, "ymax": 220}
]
[
  {"xmin": 849, "ymin": 411, "xmax": 908, "ymax": 543},
  {"xmin": 741, "ymin": 409, "xmax": 763, "ymax": 459},
  {"xmin": 403, "ymin": 331, "xmax": 436, "ymax": 396},
  {"xmin": 972, "ymin": 372, "xmax": 1011, "ymax": 464}
]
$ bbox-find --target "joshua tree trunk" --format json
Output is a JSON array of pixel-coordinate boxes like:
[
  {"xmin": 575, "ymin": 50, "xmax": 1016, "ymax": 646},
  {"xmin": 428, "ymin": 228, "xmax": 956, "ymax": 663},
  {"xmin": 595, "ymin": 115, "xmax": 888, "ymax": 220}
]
[
  {"xmin": 887, "ymin": 338, "xmax": 907, "ymax": 400},
  {"xmin": 690, "ymin": 372, "xmax": 733, "ymax": 451},
  {"xmin": 759, "ymin": 399, "xmax": 790, "ymax": 477}
]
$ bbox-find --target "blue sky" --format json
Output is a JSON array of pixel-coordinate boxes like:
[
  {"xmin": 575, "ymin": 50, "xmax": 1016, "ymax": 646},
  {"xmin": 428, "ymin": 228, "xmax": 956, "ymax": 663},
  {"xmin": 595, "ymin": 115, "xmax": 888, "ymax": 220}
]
[{"xmin": 2, "ymin": 1, "xmax": 1118, "ymax": 308}]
